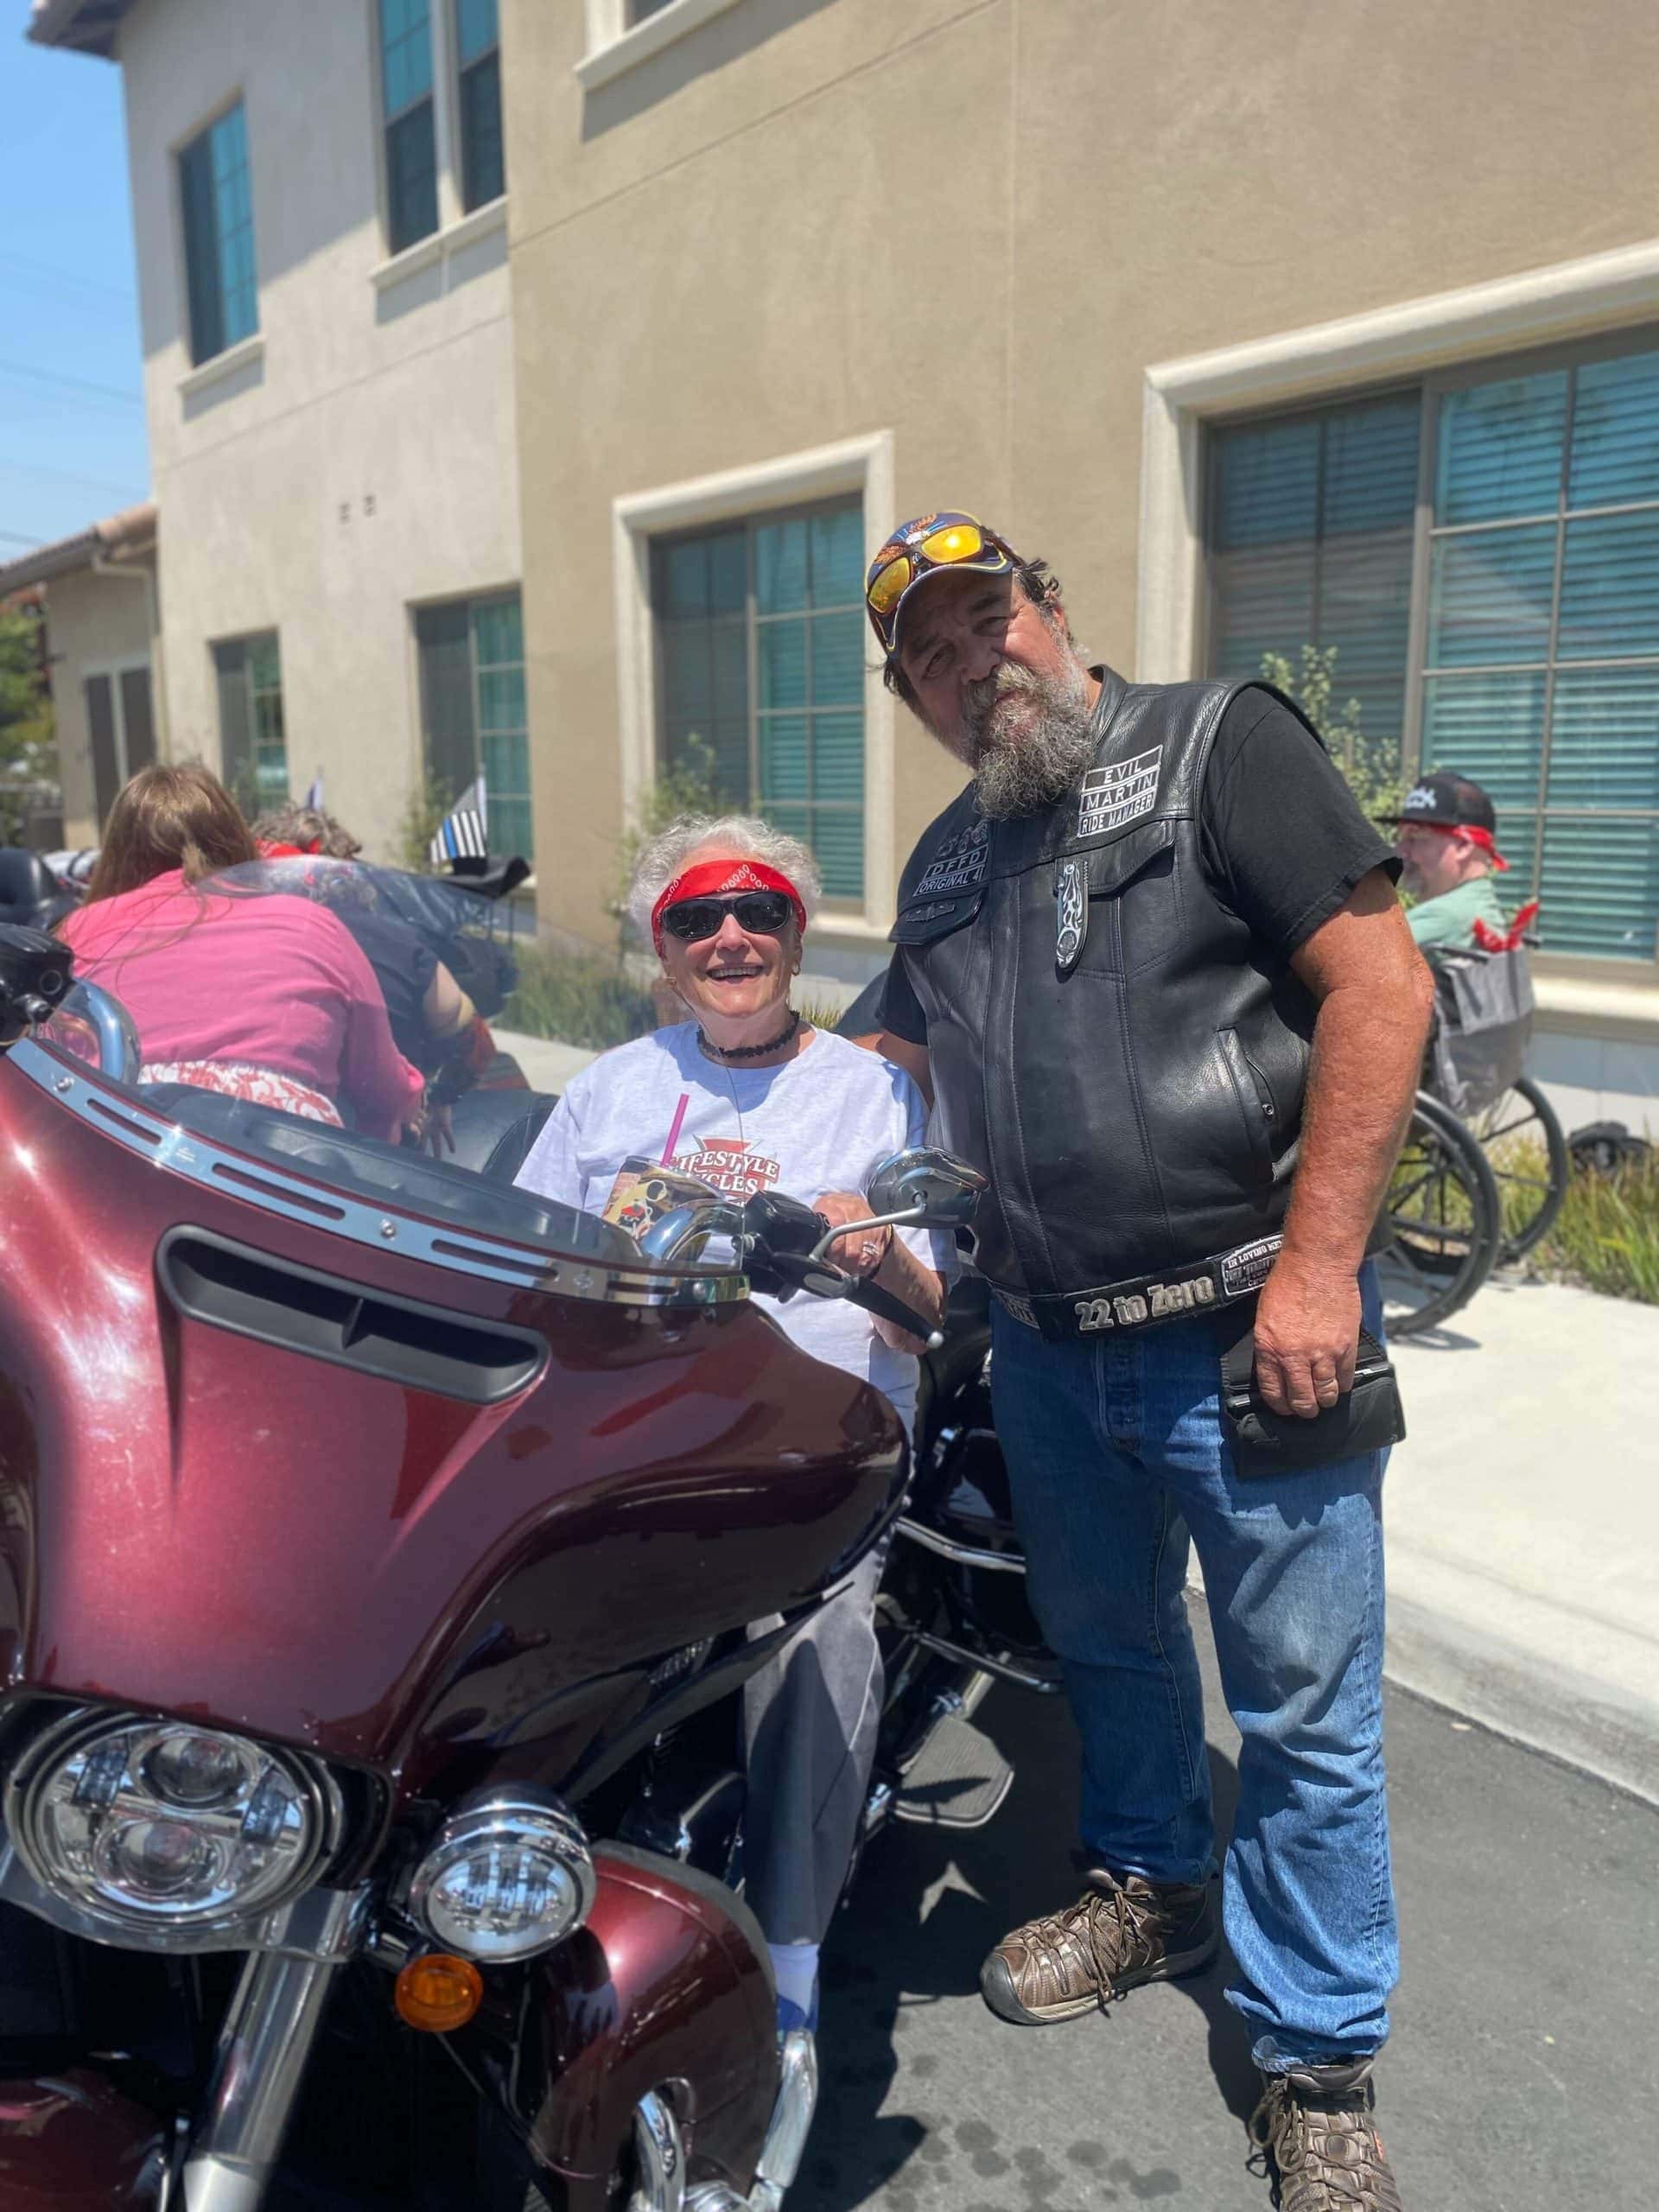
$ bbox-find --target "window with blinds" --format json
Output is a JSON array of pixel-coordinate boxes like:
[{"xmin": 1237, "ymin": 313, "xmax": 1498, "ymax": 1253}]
[
  {"xmin": 1208, "ymin": 392, "xmax": 1420, "ymax": 772},
  {"xmin": 380, "ymin": 0, "xmax": 440, "ymax": 255},
  {"xmin": 1422, "ymin": 343, "xmax": 1659, "ymax": 962},
  {"xmin": 415, "ymin": 592, "xmax": 532, "ymax": 859},
  {"xmin": 178, "ymin": 103, "xmax": 257, "ymax": 366},
  {"xmin": 213, "ymin": 633, "xmax": 287, "ymax": 817},
  {"xmin": 652, "ymin": 501, "xmax": 867, "ymax": 901},
  {"xmin": 454, "ymin": 0, "xmax": 505, "ymax": 213}
]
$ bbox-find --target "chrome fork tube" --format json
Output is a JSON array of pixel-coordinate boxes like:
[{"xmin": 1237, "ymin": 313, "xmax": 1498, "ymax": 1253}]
[{"xmin": 180, "ymin": 1949, "xmax": 346, "ymax": 2212}]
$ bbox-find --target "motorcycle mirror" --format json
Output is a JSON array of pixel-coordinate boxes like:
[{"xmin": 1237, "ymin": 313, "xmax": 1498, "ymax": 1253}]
[{"xmin": 865, "ymin": 1147, "xmax": 987, "ymax": 1230}]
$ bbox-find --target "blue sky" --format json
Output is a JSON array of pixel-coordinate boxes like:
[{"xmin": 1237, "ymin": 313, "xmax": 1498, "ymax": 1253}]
[{"xmin": 0, "ymin": 14, "xmax": 150, "ymax": 555}]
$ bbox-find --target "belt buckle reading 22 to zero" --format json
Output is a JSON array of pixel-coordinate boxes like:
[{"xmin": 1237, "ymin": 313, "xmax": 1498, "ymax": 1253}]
[{"xmin": 1075, "ymin": 1273, "xmax": 1217, "ymax": 1332}]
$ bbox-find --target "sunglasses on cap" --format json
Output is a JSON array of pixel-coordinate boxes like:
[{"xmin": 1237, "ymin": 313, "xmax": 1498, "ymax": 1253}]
[
  {"xmin": 864, "ymin": 512, "xmax": 1017, "ymax": 656},
  {"xmin": 658, "ymin": 890, "xmax": 797, "ymax": 942}
]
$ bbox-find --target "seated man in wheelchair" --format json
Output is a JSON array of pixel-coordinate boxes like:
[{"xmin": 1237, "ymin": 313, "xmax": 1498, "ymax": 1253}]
[{"xmin": 1386, "ymin": 772, "xmax": 1515, "ymax": 950}]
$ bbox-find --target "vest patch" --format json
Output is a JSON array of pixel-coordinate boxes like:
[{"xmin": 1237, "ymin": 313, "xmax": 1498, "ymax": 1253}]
[
  {"xmin": 1054, "ymin": 855, "xmax": 1086, "ymax": 972},
  {"xmin": 1219, "ymin": 1235, "xmax": 1283, "ymax": 1299},
  {"xmin": 1077, "ymin": 744, "xmax": 1162, "ymax": 840},
  {"xmin": 915, "ymin": 816, "xmax": 991, "ymax": 898}
]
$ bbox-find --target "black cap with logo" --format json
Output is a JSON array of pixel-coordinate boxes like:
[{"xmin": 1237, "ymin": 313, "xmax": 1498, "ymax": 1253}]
[{"xmin": 1382, "ymin": 772, "xmax": 1497, "ymax": 833}]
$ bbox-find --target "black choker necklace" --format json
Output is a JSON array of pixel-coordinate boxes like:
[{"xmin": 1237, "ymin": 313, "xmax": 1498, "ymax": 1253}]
[{"xmin": 698, "ymin": 1009, "xmax": 801, "ymax": 1062}]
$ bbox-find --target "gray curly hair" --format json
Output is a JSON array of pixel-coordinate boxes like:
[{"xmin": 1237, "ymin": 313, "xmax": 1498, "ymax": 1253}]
[{"xmin": 628, "ymin": 813, "xmax": 823, "ymax": 945}]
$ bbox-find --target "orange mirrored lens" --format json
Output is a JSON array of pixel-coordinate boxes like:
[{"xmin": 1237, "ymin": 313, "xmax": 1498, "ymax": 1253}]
[
  {"xmin": 918, "ymin": 523, "xmax": 986, "ymax": 565},
  {"xmin": 395, "ymin": 1953, "xmax": 485, "ymax": 2034},
  {"xmin": 867, "ymin": 554, "xmax": 912, "ymax": 617}
]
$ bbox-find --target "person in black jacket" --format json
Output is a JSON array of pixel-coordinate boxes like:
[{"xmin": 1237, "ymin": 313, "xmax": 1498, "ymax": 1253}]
[{"xmin": 860, "ymin": 512, "xmax": 1432, "ymax": 2211}]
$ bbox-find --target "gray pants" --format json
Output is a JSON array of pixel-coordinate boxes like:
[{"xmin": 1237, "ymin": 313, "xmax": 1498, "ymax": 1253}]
[{"xmin": 741, "ymin": 1544, "xmax": 886, "ymax": 1945}]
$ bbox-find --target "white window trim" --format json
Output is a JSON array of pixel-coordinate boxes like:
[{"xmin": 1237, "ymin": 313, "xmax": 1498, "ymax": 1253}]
[
  {"xmin": 611, "ymin": 429, "xmax": 896, "ymax": 940},
  {"xmin": 82, "ymin": 657, "xmax": 155, "ymax": 791},
  {"xmin": 1136, "ymin": 235, "xmax": 1659, "ymax": 685},
  {"xmin": 577, "ymin": 0, "xmax": 745, "ymax": 94},
  {"xmin": 369, "ymin": 194, "xmax": 507, "ymax": 291},
  {"xmin": 177, "ymin": 330, "xmax": 264, "ymax": 401}
]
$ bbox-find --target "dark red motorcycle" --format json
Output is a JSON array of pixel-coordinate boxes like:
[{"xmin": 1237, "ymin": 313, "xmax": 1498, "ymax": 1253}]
[{"xmin": 0, "ymin": 923, "xmax": 1002, "ymax": 2212}]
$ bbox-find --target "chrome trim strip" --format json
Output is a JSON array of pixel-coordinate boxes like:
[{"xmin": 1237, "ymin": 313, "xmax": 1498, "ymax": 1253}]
[
  {"xmin": 906, "ymin": 1628, "xmax": 1064, "ymax": 1694},
  {"xmin": 894, "ymin": 1515, "xmax": 1027, "ymax": 1574},
  {"xmin": 4, "ymin": 1038, "xmax": 747, "ymax": 1311},
  {"xmin": 629, "ymin": 2089, "xmax": 685, "ymax": 2212}
]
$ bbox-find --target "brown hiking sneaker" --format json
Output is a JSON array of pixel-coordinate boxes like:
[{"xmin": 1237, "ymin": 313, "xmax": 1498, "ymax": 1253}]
[
  {"xmin": 979, "ymin": 1867, "xmax": 1219, "ymax": 2025},
  {"xmin": 1249, "ymin": 2061, "xmax": 1403, "ymax": 2209}
]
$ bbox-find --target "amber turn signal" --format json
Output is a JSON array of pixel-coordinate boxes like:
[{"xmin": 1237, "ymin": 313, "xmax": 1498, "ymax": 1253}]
[{"xmin": 395, "ymin": 1951, "xmax": 484, "ymax": 2033}]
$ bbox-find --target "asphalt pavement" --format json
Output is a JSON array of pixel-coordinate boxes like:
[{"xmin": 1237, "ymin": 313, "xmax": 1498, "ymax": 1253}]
[{"xmin": 799, "ymin": 1596, "xmax": 1657, "ymax": 2212}]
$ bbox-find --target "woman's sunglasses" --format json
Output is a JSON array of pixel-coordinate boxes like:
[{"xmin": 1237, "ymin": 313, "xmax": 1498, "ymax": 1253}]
[{"xmin": 658, "ymin": 890, "xmax": 795, "ymax": 943}]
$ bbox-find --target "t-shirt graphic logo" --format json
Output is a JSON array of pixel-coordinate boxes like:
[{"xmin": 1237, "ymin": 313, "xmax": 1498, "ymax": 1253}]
[
  {"xmin": 677, "ymin": 1135, "xmax": 781, "ymax": 1197},
  {"xmin": 1077, "ymin": 744, "xmax": 1162, "ymax": 839}
]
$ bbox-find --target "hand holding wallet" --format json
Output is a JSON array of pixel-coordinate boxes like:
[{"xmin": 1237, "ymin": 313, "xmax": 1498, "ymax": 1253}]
[{"xmin": 1219, "ymin": 1312, "xmax": 1406, "ymax": 1478}]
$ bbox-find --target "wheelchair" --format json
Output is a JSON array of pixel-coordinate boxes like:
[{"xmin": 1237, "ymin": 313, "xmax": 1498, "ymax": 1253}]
[{"xmin": 1377, "ymin": 936, "xmax": 1568, "ymax": 1338}]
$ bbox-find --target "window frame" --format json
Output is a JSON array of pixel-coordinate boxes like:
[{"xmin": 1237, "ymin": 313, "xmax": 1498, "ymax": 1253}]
[
  {"xmin": 412, "ymin": 587, "xmax": 532, "ymax": 861},
  {"xmin": 372, "ymin": 0, "xmax": 506, "ymax": 268},
  {"xmin": 211, "ymin": 629, "xmax": 288, "ymax": 820},
  {"xmin": 174, "ymin": 94, "xmax": 259, "ymax": 370},
  {"xmin": 82, "ymin": 658, "xmax": 157, "ymax": 827},
  {"xmin": 1201, "ymin": 321, "xmax": 1659, "ymax": 980},
  {"xmin": 576, "ymin": 0, "xmax": 746, "ymax": 94},
  {"xmin": 376, "ymin": 0, "xmax": 442, "ymax": 258},
  {"xmin": 649, "ymin": 499, "xmax": 868, "ymax": 906},
  {"xmin": 453, "ymin": 0, "xmax": 505, "ymax": 215}
]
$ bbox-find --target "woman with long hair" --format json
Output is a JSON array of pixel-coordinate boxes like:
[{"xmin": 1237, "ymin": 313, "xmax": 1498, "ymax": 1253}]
[{"xmin": 60, "ymin": 764, "xmax": 423, "ymax": 1136}]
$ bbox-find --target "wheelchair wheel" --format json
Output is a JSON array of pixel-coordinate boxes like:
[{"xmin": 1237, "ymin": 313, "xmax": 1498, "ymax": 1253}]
[
  {"xmin": 1465, "ymin": 1074, "xmax": 1569, "ymax": 1265},
  {"xmin": 1376, "ymin": 1091, "xmax": 1503, "ymax": 1338}
]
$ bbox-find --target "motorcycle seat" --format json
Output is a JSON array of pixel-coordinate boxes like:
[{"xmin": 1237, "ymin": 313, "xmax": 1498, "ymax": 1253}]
[{"xmin": 446, "ymin": 1087, "xmax": 557, "ymax": 1183}]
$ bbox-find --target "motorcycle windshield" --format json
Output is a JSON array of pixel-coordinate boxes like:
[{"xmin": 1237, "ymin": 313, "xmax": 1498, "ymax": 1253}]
[{"xmin": 31, "ymin": 854, "xmax": 673, "ymax": 1277}]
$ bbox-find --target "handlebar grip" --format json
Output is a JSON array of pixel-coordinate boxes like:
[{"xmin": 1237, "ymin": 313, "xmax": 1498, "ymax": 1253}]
[{"xmin": 841, "ymin": 1274, "xmax": 944, "ymax": 1350}]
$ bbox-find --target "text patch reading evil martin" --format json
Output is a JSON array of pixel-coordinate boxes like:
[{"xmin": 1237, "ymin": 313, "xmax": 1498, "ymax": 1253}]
[{"xmin": 1077, "ymin": 744, "xmax": 1162, "ymax": 840}]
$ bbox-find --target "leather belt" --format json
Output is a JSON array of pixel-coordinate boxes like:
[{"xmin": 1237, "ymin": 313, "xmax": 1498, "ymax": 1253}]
[{"xmin": 991, "ymin": 1234, "xmax": 1284, "ymax": 1341}]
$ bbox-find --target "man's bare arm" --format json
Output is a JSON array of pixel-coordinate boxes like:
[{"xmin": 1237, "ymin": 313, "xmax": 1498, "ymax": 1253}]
[
  {"xmin": 850, "ymin": 1029, "xmax": 933, "ymax": 1107},
  {"xmin": 1253, "ymin": 868, "xmax": 1435, "ymax": 1419}
]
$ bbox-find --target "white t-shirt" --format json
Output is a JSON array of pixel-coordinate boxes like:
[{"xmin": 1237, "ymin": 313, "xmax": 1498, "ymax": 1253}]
[{"xmin": 513, "ymin": 1024, "xmax": 954, "ymax": 1435}]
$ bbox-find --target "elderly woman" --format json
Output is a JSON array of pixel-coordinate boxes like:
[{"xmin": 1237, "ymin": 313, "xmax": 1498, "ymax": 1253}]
[{"xmin": 514, "ymin": 814, "xmax": 952, "ymax": 2046}]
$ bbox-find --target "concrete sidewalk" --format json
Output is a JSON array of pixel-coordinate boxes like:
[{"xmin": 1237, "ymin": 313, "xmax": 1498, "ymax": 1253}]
[{"xmin": 1385, "ymin": 1273, "xmax": 1659, "ymax": 1804}]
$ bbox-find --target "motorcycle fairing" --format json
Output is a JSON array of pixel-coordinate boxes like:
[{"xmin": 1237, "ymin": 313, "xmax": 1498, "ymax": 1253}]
[
  {"xmin": 0, "ymin": 2069, "xmax": 170, "ymax": 2211},
  {"xmin": 478, "ymin": 1844, "xmax": 777, "ymax": 2206},
  {"xmin": 0, "ymin": 1042, "xmax": 906, "ymax": 1798}
]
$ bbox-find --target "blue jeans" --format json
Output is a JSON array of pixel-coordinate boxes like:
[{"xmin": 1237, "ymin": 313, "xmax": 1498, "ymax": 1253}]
[{"xmin": 988, "ymin": 1267, "xmax": 1396, "ymax": 2072}]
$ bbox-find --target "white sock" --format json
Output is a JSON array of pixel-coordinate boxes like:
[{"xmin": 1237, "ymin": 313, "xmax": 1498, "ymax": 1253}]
[{"xmin": 766, "ymin": 1941, "xmax": 820, "ymax": 2015}]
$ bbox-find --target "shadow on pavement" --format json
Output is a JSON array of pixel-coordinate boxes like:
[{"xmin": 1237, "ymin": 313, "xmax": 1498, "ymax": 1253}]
[{"xmin": 798, "ymin": 1688, "xmax": 1257, "ymax": 2212}]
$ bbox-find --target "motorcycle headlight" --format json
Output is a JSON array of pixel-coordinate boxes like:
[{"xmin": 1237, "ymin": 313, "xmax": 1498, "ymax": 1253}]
[
  {"xmin": 408, "ymin": 1788, "xmax": 594, "ymax": 1964},
  {"xmin": 8, "ymin": 1711, "xmax": 334, "ymax": 1942}
]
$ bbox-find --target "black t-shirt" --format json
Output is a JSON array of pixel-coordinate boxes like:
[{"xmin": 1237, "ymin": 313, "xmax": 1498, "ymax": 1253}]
[{"xmin": 877, "ymin": 690, "xmax": 1400, "ymax": 1046}]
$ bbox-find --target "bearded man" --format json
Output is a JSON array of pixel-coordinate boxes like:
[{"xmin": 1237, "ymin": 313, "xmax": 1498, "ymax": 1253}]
[{"xmin": 861, "ymin": 513, "xmax": 1433, "ymax": 2210}]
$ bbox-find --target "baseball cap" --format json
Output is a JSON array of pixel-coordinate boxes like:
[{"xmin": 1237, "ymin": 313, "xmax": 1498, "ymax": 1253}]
[
  {"xmin": 1382, "ymin": 772, "xmax": 1498, "ymax": 834},
  {"xmin": 864, "ymin": 511, "xmax": 1019, "ymax": 658}
]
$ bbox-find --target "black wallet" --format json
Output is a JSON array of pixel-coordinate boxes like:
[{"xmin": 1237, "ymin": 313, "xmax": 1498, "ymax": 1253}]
[{"xmin": 1219, "ymin": 1319, "xmax": 1406, "ymax": 1478}]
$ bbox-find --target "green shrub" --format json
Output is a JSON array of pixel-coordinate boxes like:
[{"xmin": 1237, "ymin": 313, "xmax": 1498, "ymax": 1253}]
[
  {"xmin": 1527, "ymin": 1148, "xmax": 1659, "ymax": 1304},
  {"xmin": 501, "ymin": 938, "xmax": 655, "ymax": 1052}
]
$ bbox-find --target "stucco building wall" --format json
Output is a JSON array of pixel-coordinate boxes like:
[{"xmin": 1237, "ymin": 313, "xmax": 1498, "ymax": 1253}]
[
  {"xmin": 118, "ymin": 0, "xmax": 520, "ymax": 857},
  {"xmin": 503, "ymin": 0, "xmax": 1659, "ymax": 974}
]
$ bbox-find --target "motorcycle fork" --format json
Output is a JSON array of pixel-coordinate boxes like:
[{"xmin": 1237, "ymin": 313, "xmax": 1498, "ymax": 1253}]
[{"xmin": 176, "ymin": 1929, "xmax": 354, "ymax": 2210}]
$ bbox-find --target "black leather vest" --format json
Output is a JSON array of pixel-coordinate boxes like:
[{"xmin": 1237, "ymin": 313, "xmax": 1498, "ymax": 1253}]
[{"xmin": 890, "ymin": 671, "xmax": 1324, "ymax": 1338}]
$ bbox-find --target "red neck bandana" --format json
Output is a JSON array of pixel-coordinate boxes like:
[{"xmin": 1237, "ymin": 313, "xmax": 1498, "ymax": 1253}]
[{"xmin": 651, "ymin": 858, "xmax": 806, "ymax": 955}]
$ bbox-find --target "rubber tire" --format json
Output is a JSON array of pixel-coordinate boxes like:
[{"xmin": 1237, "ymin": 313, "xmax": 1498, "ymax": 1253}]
[
  {"xmin": 1470, "ymin": 1074, "xmax": 1569, "ymax": 1267},
  {"xmin": 1378, "ymin": 1091, "xmax": 1503, "ymax": 1338}
]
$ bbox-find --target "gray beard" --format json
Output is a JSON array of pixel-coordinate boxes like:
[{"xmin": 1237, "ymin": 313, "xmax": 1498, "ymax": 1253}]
[{"xmin": 960, "ymin": 659, "xmax": 1098, "ymax": 819}]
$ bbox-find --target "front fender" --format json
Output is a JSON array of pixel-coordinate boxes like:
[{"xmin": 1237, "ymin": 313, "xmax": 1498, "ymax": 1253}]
[
  {"xmin": 0, "ymin": 2070, "xmax": 169, "ymax": 2210},
  {"xmin": 478, "ymin": 1845, "xmax": 777, "ymax": 2209}
]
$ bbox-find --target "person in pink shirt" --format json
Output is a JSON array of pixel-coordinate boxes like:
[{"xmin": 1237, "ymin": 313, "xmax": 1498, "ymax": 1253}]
[{"xmin": 59, "ymin": 763, "xmax": 424, "ymax": 1141}]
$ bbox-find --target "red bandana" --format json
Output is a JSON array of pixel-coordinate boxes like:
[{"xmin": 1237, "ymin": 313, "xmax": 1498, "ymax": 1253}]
[
  {"xmin": 651, "ymin": 859, "xmax": 805, "ymax": 954},
  {"xmin": 1415, "ymin": 821, "xmax": 1509, "ymax": 871}
]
